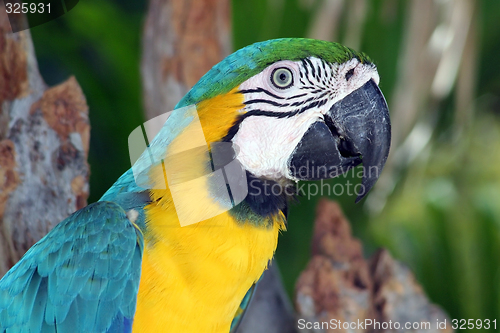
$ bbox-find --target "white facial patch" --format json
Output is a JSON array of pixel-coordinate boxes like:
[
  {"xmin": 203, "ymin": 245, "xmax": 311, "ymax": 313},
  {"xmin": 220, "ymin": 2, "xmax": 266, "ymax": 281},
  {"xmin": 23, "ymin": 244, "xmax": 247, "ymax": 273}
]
[
  {"xmin": 233, "ymin": 57, "xmax": 380, "ymax": 180},
  {"xmin": 233, "ymin": 112, "xmax": 322, "ymax": 180}
]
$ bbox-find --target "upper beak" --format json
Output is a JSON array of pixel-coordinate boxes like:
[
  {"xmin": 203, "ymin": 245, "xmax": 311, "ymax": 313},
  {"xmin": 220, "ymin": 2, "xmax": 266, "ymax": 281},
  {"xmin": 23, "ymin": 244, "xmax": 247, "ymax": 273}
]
[{"xmin": 288, "ymin": 79, "xmax": 391, "ymax": 202}]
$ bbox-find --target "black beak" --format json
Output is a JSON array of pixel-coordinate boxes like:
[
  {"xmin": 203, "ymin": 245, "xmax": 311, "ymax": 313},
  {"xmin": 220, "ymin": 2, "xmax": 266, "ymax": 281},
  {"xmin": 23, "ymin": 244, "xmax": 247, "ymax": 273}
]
[{"xmin": 289, "ymin": 79, "xmax": 391, "ymax": 202}]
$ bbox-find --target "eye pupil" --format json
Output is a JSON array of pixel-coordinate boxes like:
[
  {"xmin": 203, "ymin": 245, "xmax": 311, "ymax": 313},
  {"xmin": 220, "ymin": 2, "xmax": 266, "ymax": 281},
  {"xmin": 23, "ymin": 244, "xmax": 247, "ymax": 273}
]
[{"xmin": 271, "ymin": 67, "xmax": 294, "ymax": 89}]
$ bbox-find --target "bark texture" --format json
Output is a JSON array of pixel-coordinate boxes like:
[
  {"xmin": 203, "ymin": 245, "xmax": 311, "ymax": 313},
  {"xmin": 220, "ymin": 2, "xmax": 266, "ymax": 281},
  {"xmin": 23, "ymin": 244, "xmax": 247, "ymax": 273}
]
[
  {"xmin": 295, "ymin": 199, "xmax": 453, "ymax": 333},
  {"xmin": 141, "ymin": 0, "xmax": 232, "ymax": 119},
  {"xmin": 0, "ymin": 11, "xmax": 89, "ymax": 277}
]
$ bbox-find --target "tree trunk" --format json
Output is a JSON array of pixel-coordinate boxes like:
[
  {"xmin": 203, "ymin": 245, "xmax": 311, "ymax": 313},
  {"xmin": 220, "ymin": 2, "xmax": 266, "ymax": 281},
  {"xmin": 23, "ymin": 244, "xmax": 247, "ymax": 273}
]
[
  {"xmin": 0, "ymin": 11, "xmax": 90, "ymax": 277},
  {"xmin": 141, "ymin": 0, "xmax": 232, "ymax": 118},
  {"xmin": 295, "ymin": 199, "xmax": 453, "ymax": 333}
]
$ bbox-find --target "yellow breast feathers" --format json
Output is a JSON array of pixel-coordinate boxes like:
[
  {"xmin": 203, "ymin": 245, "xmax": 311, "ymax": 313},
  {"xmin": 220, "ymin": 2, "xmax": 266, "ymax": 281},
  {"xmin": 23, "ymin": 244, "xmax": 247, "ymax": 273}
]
[{"xmin": 132, "ymin": 89, "xmax": 285, "ymax": 332}]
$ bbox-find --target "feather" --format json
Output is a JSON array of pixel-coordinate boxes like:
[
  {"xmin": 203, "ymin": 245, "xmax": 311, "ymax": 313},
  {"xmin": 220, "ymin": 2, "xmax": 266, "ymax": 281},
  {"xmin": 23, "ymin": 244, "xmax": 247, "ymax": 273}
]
[{"xmin": 0, "ymin": 202, "xmax": 143, "ymax": 332}]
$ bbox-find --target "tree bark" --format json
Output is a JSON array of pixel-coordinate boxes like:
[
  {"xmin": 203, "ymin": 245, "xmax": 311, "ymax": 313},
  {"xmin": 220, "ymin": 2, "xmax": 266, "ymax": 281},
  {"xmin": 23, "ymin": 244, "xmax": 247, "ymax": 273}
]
[
  {"xmin": 141, "ymin": 0, "xmax": 232, "ymax": 118},
  {"xmin": 295, "ymin": 199, "xmax": 453, "ymax": 333},
  {"xmin": 0, "ymin": 11, "xmax": 90, "ymax": 277}
]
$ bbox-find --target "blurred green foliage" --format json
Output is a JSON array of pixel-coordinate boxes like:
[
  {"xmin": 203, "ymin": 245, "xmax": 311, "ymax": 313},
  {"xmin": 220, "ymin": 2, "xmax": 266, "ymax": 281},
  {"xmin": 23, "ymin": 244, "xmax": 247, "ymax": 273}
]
[
  {"xmin": 370, "ymin": 115, "xmax": 500, "ymax": 320},
  {"xmin": 30, "ymin": 0, "xmax": 500, "ymax": 324}
]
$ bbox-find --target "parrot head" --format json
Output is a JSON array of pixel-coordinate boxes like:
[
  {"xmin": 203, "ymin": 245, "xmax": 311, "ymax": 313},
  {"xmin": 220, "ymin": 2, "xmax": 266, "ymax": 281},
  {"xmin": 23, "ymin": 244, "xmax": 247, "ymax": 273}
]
[
  {"xmin": 175, "ymin": 38, "xmax": 391, "ymax": 206},
  {"xmin": 138, "ymin": 38, "xmax": 393, "ymax": 225}
]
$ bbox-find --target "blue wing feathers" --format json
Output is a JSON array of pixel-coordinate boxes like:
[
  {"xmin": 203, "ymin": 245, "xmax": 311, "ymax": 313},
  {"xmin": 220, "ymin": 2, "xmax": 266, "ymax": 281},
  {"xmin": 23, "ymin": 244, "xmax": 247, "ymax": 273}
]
[
  {"xmin": 229, "ymin": 282, "xmax": 257, "ymax": 333},
  {"xmin": 0, "ymin": 201, "xmax": 144, "ymax": 333}
]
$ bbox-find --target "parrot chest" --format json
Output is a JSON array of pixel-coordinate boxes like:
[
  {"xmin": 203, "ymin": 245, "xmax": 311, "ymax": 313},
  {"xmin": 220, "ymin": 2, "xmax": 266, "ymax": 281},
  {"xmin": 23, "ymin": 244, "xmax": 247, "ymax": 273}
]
[{"xmin": 131, "ymin": 204, "xmax": 282, "ymax": 333}]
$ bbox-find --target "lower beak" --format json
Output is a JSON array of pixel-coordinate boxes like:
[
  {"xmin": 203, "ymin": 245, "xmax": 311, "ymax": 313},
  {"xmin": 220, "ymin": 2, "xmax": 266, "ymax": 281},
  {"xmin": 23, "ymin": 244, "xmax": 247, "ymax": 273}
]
[{"xmin": 288, "ymin": 79, "xmax": 391, "ymax": 202}]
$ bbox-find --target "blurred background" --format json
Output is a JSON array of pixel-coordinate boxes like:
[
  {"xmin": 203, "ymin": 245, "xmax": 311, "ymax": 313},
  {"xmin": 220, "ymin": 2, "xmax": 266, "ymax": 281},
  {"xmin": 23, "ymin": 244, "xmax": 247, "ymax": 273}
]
[{"xmin": 29, "ymin": 0, "xmax": 500, "ymax": 324}]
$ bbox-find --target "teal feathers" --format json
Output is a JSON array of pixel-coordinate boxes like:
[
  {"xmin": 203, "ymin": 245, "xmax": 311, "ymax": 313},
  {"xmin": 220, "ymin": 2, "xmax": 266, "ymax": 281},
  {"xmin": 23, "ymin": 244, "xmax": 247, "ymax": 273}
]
[{"xmin": 0, "ymin": 202, "xmax": 143, "ymax": 333}]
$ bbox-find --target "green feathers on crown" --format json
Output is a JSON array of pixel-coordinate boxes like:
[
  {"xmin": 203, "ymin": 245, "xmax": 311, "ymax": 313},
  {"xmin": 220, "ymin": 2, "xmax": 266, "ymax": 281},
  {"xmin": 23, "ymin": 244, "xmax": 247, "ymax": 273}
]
[{"xmin": 176, "ymin": 38, "xmax": 373, "ymax": 108}]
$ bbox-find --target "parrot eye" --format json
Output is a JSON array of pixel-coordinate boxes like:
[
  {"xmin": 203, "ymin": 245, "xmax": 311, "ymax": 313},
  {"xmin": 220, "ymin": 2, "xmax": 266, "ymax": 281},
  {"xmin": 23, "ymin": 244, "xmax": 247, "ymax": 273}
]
[{"xmin": 271, "ymin": 67, "xmax": 294, "ymax": 89}]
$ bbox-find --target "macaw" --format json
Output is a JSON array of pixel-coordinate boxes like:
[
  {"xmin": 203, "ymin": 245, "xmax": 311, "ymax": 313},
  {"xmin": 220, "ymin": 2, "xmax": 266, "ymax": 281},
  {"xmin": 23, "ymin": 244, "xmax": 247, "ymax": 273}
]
[{"xmin": 0, "ymin": 38, "xmax": 391, "ymax": 333}]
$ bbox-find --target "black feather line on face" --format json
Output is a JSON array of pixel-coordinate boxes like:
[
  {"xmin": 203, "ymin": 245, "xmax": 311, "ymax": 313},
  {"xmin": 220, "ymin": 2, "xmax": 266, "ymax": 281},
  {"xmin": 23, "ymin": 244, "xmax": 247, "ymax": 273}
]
[
  {"xmin": 222, "ymin": 115, "xmax": 246, "ymax": 142},
  {"xmin": 244, "ymin": 99, "xmax": 290, "ymax": 107},
  {"xmin": 222, "ymin": 98, "xmax": 328, "ymax": 143},
  {"xmin": 287, "ymin": 93, "xmax": 307, "ymax": 100},
  {"xmin": 301, "ymin": 59, "xmax": 309, "ymax": 78},
  {"xmin": 304, "ymin": 58, "xmax": 315, "ymax": 79},
  {"xmin": 221, "ymin": 110, "xmax": 300, "ymax": 142},
  {"xmin": 321, "ymin": 59, "xmax": 328, "ymax": 75},
  {"xmin": 239, "ymin": 88, "xmax": 285, "ymax": 100},
  {"xmin": 290, "ymin": 96, "xmax": 314, "ymax": 107}
]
